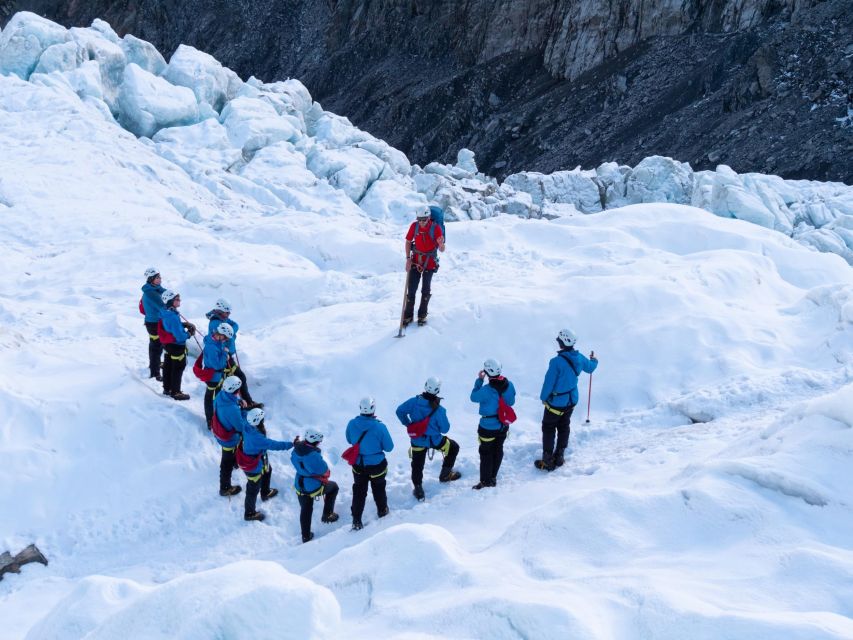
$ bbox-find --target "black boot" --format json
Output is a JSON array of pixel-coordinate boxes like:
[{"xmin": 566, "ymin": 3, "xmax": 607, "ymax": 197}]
[
  {"xmin": 417, "ymin": 294, "xmax": 431, "ymax": 324},
  {"xmin": 220, "ymin": 486, "xmax": 241, "ymax": 497},
  {"xmin": 413, "ymin": 484, "xmax": 425, "ymax": 501},
  {"xmin": 534, "ymin": 452, "xmax": 555, "ymax": 471},
  {"xmin": 439, "ymin": 469, "xmax": 461, "ymax": 482},
  {"xmin": 403, "ymin": 297, "xmax": 415, "ymax": 326},
  {"xmin": 321, "ymin": 512, "xmax": 339, "ymax": 523},
  {"xmin": 554, "ymin": 448, "xmax": 566, "ymax": 467},
  {"xmin": 261, "ymin": 488, "xmax": 278, "ymax": 501},
  {"xmin": 244, "ymin": 511, "xmax": 265, "ymax": 522},
  {"xmin": 352, "ymin": 518, "xmax": 363, "ymax": 531}
]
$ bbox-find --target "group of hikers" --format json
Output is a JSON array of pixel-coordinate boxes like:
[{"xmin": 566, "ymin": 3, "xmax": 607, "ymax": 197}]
[{"xmin": 139, "ymin": 204, "xmax": 599, "ymax": 542}]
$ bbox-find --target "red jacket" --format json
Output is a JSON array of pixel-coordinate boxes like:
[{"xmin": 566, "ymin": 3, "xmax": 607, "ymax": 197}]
[{"xmin": 406, "ymin": 220, "xmax": 443, "ymax": 271}]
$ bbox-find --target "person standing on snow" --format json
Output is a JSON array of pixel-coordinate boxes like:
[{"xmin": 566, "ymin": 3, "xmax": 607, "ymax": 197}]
[
  {"xmin": 206, "ymin": 298, "xmax": 261, "ymax": 408},
  {"xmin": 140, "ymin": 268, "xmax": 165, "ymax": 380},
  {"xmin": 536, "ymin": 329, "xmax": 598, "ymax": 471},
  {"xmin": 202, "ymin": 323, "xmax": 233, "ymax": 428},
  {"xmin": 291, "ymin": 430, "xmax": 339, "ymax": 542},
  {"xmin": 470, "ymin": 358, "xmax": 516, "ymax": 489},
  {"xmin": 345, "ymin": 397, "xmax": 394, "ymax": 531},
  {"xmin": 211, "ymin": 375, "xmax": 248, "ymax": 497},
  {"xmin": 395, "ymin": 377, "xmax": 461, "ymax": 501},
  {"xmin": 158, "ymin": 290, "xmax": 195, "ymax": 400},
  {"xmin": 403, "ymin": 205, "xmax": 445, "ymax": 327},
  {"xmin": 239, "ymin": 408, "xmax": 295, "ymax": 522}
]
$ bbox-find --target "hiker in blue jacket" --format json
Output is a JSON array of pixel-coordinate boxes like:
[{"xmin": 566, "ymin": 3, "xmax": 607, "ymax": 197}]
[
  {"xmin": 212, "ymin": 375, "xmax": 247, "ymax": 497},
  {"xmin": 206, "ymin": 298, "xmax": 260, "ymax": 408},
  {"xmin": 536, "ymin": 328, "xmax": 598, "ymax": 471},
  {"xmin": 470, "ymin": 358, "xmax": 516, "ymax": 490},
  {"xmin": 345, "ymin": 397, "xmax": 394, "ymax": 531},
  {"xmin": 395, "ymin": 377, "xmax": 460, "ymax": 501},
  {"xmin": 240, "ymin": 408, "xmax": 295, "ymax": 522},
  {"xmin": 141, "ymin": 268, "xmax": 165, "ymax": 380},
  {"xmin": 159, "ymin": 290, "xmax": 195, "ymax": 401},
  {"xmin": 291, "ymin": 430, "xmax": 339, "ymax": 542},
  {"xmin": 202, "ymin": 323, "xmax": 233, "ymax": 428}
]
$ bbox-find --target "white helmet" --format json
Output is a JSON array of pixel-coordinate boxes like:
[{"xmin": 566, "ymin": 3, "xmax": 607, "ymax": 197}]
[
  {"xmin": 424, "ymin": 376, "xmax": 441, "ymax": 395},
  {"xmin": 558, "ymin": 328, "xmax": 577, "ymax": 348},
  {"xmin": 483, "ymin": 358, "xmax": 502, "ymax": 377},
  {"xmin": 161, "ymin": 289, "xmax": 178, "ymax": 306},
  {"xmin": 416, "ymin": 205, "xmax": 430, "ymax": 219},
  {"xmin": 213, "ymin": 298, "xmax": 232, "ymax": 314},
  {"xmin": 216, "ymin": 323, "xmax": 234, "ymax": 339},
  {"xmin": 246, "ymin": 407, "xmax": 264, "ymax": 427},
  {"xmin": 359, "ymin": 396, "xmax": 376, "ymax": 416},
  {"xmin": 222, "ymin": 375, "xmax": 242, "ymax": 393},
  {"xmin": 144, "ymin": 267, "xmax": 159, "ymax": 279},
  {"xmin": 304, "ymin": 428, "xmax": 324, "ymax": 444}
]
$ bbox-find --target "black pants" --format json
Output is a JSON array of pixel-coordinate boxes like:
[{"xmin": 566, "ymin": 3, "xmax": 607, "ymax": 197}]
[
  {"xmin": 478, "ymin": 427, "xmax": 507, "ymax": 484},
  {"xmin": 404, "ymin": 267, "xmax": 434, "ymax": 320},
  {"xmin": 220, "ymin": 447, "xmax": 236, "ymax": 492},
  {"xmin": 297, "ymin": 481, "xmax": 339, "ymax": 539},
  {"xmin": 351, "ymin": 459, "xmax": 388, "ymax": 520},
  {"xmin": 145, "ymin": 321, "xmax": 162, "ymax": 377},
  {"xmin": 244, "ymin": 465, "xmax": 271, "ymax": 516},
  {"xmin": 204, "ymin": 380, "xmax": 223, "ymax": 427},
  {"xmin": 232, "ymin": 365, "xmax": 254, "ymax": 404},
  {"xmin": 162, "ymin": 343, "xmax": 187, "ymax": 394},
  {"xmin": 411, "ymin": 436, "xmax": 459, "ymax": 486},
  {"xmin": 541, "ymin": 404, "xmax": 575, "ymax": 456}
]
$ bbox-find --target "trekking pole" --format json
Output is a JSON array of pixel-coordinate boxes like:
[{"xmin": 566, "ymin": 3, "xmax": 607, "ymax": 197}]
[
  {"xmin": 585, "ymin": 351, "xmax": 594, "ymax": 424},
  {"xmin": 395, "ymin": 253, "xmax": 411, "ymax": 338},
  {"xmin": 179, "ymin": 312, "xmax": 204, "ymax": 352}
]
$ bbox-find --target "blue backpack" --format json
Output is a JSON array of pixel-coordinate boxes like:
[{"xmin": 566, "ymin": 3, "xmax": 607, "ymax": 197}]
[{"xmin": 429, "ymin": 206, "xmax": 446, "ymax": 239}]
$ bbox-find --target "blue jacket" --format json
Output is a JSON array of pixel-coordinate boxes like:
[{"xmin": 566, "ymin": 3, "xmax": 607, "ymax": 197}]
[
  {"xmin": 470, "ymin": 376, "xmax": 517, "ymax": 430},
  {"xmin": 159, "ymin": 308, "xmax": 189, "ymax": 345},
  {"xmin": 291, "ymin": 442, "xmax": 329, "ymax": 494},
  {"xmin": 395, "ymin": 394, "xmax": 450, "ymax": 448},
  {"xmin": 202, "ymin": 333, "xmax": 230, "ymax": 384},
  {"xmin": 213, "ymin": 390, "xmax": 247, "ymax": 448},
  {"xmin": 141, "ymin": 283, "xmax": 165, "ymax": 323},
  {"xmin": 241, "ymin": 425, "xmax": 293, "ymax": 475},
  {"xmin": 207, "ymin": 311, "xmax": 239, "ymax": 354},
  {"xmin": 345, "ymin": 415, "xmax": 394, "ymax": 466},
  {"xmin": 540, "ymin": 348, "xmax": 598, "ymax": 408}
]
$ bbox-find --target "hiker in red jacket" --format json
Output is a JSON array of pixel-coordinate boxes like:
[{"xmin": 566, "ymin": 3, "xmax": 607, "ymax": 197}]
[{"xmin": 403, "ymin": 206, "xmax": 445, "ymax": 326}]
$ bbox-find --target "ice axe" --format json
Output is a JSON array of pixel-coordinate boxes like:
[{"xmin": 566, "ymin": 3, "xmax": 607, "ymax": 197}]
[{"xmin": 395, "ymin": 253, "xmax": 412, "ymax": 338}]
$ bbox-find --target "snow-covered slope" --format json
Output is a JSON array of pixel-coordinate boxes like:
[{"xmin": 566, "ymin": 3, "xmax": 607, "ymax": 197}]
[{"xmin": 1, "ymin": 13, "xmax": 853, "ymax": 640}]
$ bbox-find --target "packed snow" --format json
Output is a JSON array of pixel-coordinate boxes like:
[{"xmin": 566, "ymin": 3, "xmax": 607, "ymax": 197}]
[{"xmin": 1, "ymin": 12, "xmax": 852, "ymax": 640}]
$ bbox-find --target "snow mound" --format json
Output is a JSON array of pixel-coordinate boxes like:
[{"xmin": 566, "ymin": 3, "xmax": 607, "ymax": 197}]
[
  {"xmin": 164, "ymin": 44, "xmax": 241, "ymax": 114},
  {"xmin": 27, "ymin": 561, "xmax": 341, "ymax": 640},
  {"xmin": 0, "ymin": 12, "xmax": 67, "ymax": 79},
  {"xmin": 118, "ymin": 63, "xmax": 200, "ymax": 138}
]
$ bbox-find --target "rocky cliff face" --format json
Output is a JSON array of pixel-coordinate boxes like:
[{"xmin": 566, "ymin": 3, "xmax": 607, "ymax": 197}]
[{"xmin": 2, "ymin": 0, "xmax": 851, "ymax": 182}]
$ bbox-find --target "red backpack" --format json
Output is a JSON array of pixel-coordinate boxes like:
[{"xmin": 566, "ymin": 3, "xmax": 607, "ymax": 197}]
[
  {"xmin": 407, "ymin": 406, "xmax": 439, "ymax": 439},
  {"xmin": 192, "ymin": 351, "xmax": 217, "ymax": 382},
  {"xmin": 341, "ymin": 430, "xmax": 368, "ymax": 466},
  {"xmin": 211, "ymin": 412, "xmax": 235, "ymax": 443},
  {"xmin": 498, "ymin": 396, "xmax": 517, "ymax": 425},
  {"xmin": 156, "ymin": 319, "xmax": 176, "ymax": 345},
  {"xmin": 138, "ymin": 298, "xmax": 145, "ymax": 315},
  {"xmin": 235, "ymin": 441, "xmax": 262, "ymax": 472}
]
